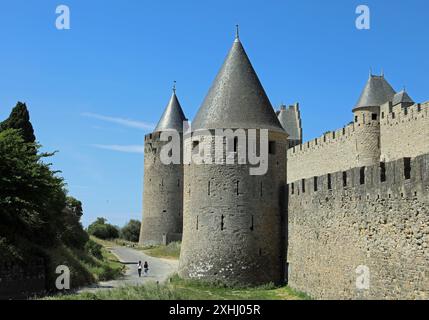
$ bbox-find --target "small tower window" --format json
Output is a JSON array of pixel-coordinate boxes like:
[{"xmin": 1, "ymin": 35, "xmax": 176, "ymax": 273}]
[
  {"xmin": 313, "ymin": 177, "xmax": 318, "ymax": 192},
  {"xmin": 221, "ymin": 215, "xmax": 225, "ymax": 231},
  {"xmin": 269, "ymin": 141, "xmax": 276, "ymax": 155},
  {"xmin": 343, "ymin": 172, "xmax": 348, "ymax": 187},
  {"xmin": 360, "ymin": 167, "xmax": 366, "ymax": 185},
  {"xmin": 380, "ymin": 162, "xmax": 386, "ymax": 182},
  {"xmin": 404, "ymin": 158, "xmax": 411, "ymax": 180},
  {"xmin": 234, "ymin": 137, "xmax": 238, "ymax": 152},
  {"xmin": 372, "ymin": 113, "xmax": 378, "ymax": 121},
  {"xmin": 327, "ymin": 174, "xmax": 332, "ymax": 190},
  {"xmin": 355, "ymin": 116, "xmax": 358, "ymax": 123},
  {"xmin": 301, "ymin": 179, "xmax": 306, "ymax": 193}
]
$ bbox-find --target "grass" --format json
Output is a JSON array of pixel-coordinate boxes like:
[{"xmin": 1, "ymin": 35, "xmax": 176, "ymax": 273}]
[
  {"xmin": 41, "ymin": 239, "xmax": 125, "ymax": 293},
  {"xmin": 47, "ymin": 274, "xmax": 310, "ymax": 300},
  {"xmin": 139, "ymin": 242, "xmax": 181, "ymax": 260},
  {"xmin": 93, "ymin": 237, "xmax": 181, "ymax": 260}
]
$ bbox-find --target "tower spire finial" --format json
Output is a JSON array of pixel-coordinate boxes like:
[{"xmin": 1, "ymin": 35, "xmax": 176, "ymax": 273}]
[
  {"xmin": 235, "ymin": 24, "xmax": 240, "ymax": 41},
  {"xmin": 173, "ymin": 80, "xmax": 177, "ymax": 94}
]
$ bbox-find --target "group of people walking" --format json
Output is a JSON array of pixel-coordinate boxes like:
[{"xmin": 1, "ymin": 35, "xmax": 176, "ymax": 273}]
[{"xmin": 137, "ymin": 261, "xmax": 149, "ymax": 277}]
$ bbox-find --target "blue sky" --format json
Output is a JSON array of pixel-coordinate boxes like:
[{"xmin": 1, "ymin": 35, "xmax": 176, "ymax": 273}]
[{"xmin": 1, "ymin": 0, "xmax": 428, "ymax": 227}]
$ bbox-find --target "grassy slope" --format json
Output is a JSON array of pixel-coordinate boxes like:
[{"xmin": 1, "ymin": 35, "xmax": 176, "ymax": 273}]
[
  {"xmin": 48, "ymin": 274, "xmax": 310, "ymax": 300},
  {"xmin": 43, "ymin": 240, "xmax": 125, "ymax": 292}
]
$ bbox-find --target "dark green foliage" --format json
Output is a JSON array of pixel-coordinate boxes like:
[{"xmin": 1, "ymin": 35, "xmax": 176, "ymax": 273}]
[
  {"xmin": 0, "ymin": 129, "xmax": 66, "ymax": 248},
  {"xmin": 0, "ymin": 102, "xmax": 36, "ymax": 143},
  {"xmin": 120, "ymin": 219, "xmax": 141, "ymax": 242},
  {"xmin": 85, "ymin": 239, "xmax": 103, "ymax": 260},
  {"xmin": 87, "ymin": 218, "xmax": 120, "ymax": 240},
  {"xmin": 59, "ymin": 197, "xmax": 89, "ymax": 249}
]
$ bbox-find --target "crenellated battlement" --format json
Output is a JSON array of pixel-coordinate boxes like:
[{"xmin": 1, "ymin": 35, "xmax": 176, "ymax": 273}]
[{"xmin": 288, "ymin": 153, "xmax": 429, "ymax": 199}]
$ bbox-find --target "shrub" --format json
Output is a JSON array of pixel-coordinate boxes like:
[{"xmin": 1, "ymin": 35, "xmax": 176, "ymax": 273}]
[
  {"xmin": 87, "ymin": 218, "xmax": 119, "ymax": 240},
  {"xmin": 120, "ymin": 219, "xmax": 141, "ymax": 242},
  {"xmin": 85, "ymin": 239, "xmax": 103, "ymax": 260}
]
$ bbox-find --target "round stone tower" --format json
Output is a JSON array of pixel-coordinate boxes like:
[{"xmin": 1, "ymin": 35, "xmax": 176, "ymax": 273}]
[
  {"xmin": 353, "ymin": 73, "xmax": 396, "ymax": 167},
  {"xmin": 178, "ymin": 31, "xmax": 288, "ymax": 286},
  {"xmin": 139, "ymin": 88, "xmax": 187, "ymax": 246}
]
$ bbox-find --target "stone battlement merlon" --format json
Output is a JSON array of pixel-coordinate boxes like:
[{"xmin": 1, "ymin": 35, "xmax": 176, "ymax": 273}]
[
  {"xmin": 288, "ymin": 119, "xmax": 377, "ymax": 155},
  {"xmin": 381, "ymin": 100, "xmax": 429, "ymax": 123},
  {"xmin": 288, "ymin": 153, "xmax": 429, "ymax": 198}
]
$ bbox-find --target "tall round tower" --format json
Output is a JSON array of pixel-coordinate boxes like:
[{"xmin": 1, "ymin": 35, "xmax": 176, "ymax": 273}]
[
  {"xmin": 178, "ymin": 31, "xmax": 288, "ymax": 286},
  {"xmin": 353, "ymin": 74, "xmax": 396, "ymax": 167},
  {"xmin": 139, "ymin": 88, "xmax": 187, "ymax": 246}
]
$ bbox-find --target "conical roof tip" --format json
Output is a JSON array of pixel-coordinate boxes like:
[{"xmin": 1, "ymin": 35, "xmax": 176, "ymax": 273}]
[
  {"xmin": 393, "ymin": 89, "xmax": 414, "ymax": 106},
  {"xmin": 355, "ymin": 74, "xmax": 396, "ymax": 109},
  {"xmin": 154, "ymin": 91, "xmax": 187, "ymax": 133},
  {"xmin": 192, "ymin": 35, "xmax": 284, "ymax": 132}
]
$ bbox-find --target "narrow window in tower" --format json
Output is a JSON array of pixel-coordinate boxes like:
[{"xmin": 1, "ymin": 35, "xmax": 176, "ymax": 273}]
[
  {"xmin": 360, "ymin": 167, "xmax": 366, "ymax": 185},
  {"xmin": 208, "ymin": 180, "xmax": 211, "ymax": 195},
  {"xmin": 355, "ymin": 116, "xmax": 358, "ymax": 123},
  {"xmin": 343, "ymin": 172, "xmax": 348, "ymax": 187},
  {"xmin": 260, "ymin": 182, "xmax": 263, "ymax": 197},
  {"xmin": 302, "ymin": 179, "xmax": 306, "ymax": 193},
  {"xmin": 236, "ymin": 181, "xmax": 240, "ymax": 195},
  {"xmin": 259, "ymin": 248, "xmax": 262, "ymax": 256},
  {"xmin": 380, "ymin": 162, "xmax": 386, "ymax": 182},
  {"xmin": 161, "ymin": 179, "xmax": 164, "ymax": 187},
  {"xmin": 332, "ymin": 132, "xmax": 336, "ymax": 139},
  {"xmin": 382, "ymin": 112, "xmax": 385, "ymax": 119},
  {"xmin": 269, "ymin": 141, "xmax": 276, "ymax": 155},
  {"xmin": 327, "ymin": 174, "xmax": 332, "ymax": 190},
  {"xmin": 221, "ymin": 215, "xmax": 225, "ymax": 231},
  {"xmin": 291, "ymin": 183, "xmax": 295, "ymax": 195},
  {"xmin": 233, "ymin": 137, "xmax": 238, "ymax": 153},
  {"xmin": 177, "ymin": 179, "xmax": 180, "ymax": 187},
  {"xmin": 314, "ymin": 177, "xmax": 318, "ymax": 192},
  {"xmin": 392, "ymin": 112, "xmax": 396, "ymax": 119},
  {"xmin": 404, "ymin": 158, "xmax": 411, "ymax": 180},
  {"xmin": 196, "ymin": 216, "xmax": 199, "ymax": 230},
  {"xmin": 250, "ymin": 216, "xmax": 254, "ymax": 231}
]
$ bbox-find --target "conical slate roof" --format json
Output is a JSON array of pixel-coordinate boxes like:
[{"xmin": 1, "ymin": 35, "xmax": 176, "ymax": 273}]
[
  {"xmin": 392, "ymin": 90, "xmax": 414, "ymax": 106},
  {"xmin": 354, "ymin": 75, "xmax": 396, "ymax": 110},
  {"xmin": 192, "ymin": 37, "xmax": 284, "ymax": 132},
  {"xmin": 154, "ymin": 91, "xmax": 187, "ymax": 133}
]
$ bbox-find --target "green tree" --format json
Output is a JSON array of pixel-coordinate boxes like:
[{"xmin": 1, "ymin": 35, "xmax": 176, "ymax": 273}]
[
  {"xmin": 0, "ymin": 129, "xmax": 66, "ymax": 247},
  {"xmin": 0, "ymin": 102, "xmax": 36, "ymax": 143},
  {"xmin": 121, "ymin": 219, "xmax": 141, "ymax": 242},
  {"xmin": 87, "ymin": 217, "xmax": 119, "ymax": 240}
]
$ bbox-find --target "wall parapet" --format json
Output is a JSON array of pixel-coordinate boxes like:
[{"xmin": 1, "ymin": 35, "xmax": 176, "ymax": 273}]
[{"xmin": 289, "ymin": 153, "xmax": 429, "ymax": 199}]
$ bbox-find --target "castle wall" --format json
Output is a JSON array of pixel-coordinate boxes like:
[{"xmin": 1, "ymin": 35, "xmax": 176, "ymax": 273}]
[
  {"xmin": 178, "ymin": 130, "xmax": 288, "ymax": 286},
  {"xmin": 380, "ymin": 101, "xmax": 429, "ymax": 162},
  {"xmin": 139, "ymin": 132, "xmax": 183, "ymax": 246},
  {"xmin": 287, "ymin": 154, "xmax": 429, "ymax": 299},
  {"xmin": 287, "ymin": 118, "xmax": 380, "ymax": 183}
]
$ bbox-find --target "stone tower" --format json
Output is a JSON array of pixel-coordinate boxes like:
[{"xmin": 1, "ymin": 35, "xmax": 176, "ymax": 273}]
[
  {"xmin": 353, "ymin": 74, "xmax": 396, "ymax": 167},
  {"xmin": 139, "ymin": 88, "xmax": 187, "ymax": 246},
  {"xmin": 178, "ymin": 31, "xmax": 289, "ymax": 286},
  {"xmin": 277, "ymin": 103, "xmax": 302, "ymax": 148}
]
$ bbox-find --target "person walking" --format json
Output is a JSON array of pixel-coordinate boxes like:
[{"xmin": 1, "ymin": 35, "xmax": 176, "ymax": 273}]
[
  {"xmin": 144, "ymin": 261, "xmax": 149, "ymax": 277},
  {"xmin": 137, "ymin": 261, "xmax": 142, "ymax": 278}
]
